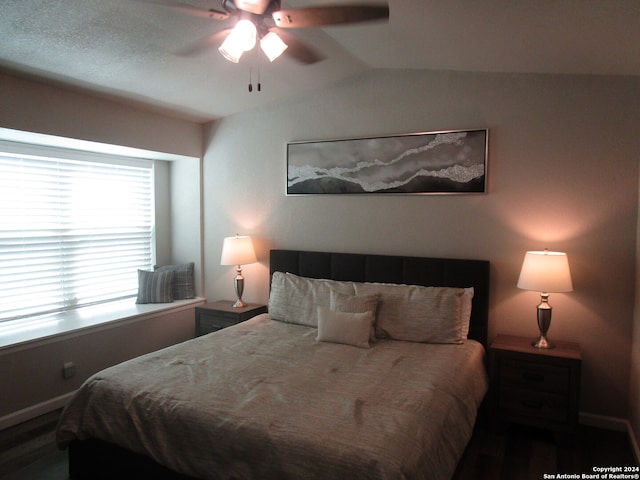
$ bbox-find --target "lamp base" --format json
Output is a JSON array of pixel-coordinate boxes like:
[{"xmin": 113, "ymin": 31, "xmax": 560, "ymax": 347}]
[
  {"xmin": 232, "ymin": 267, "xmax": 245, "ymax": 308},
  {"xmin": 532, "ymin": 335, "xmax": 554, "ymax": 349},
  {"xmin": 533, "ymin": 293, "xmax": 554, "ymax": 349}
]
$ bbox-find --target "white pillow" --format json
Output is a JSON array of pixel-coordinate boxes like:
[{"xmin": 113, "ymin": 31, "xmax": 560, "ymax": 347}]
[
  {"xmin": 268, "ymin": 272, "xmax": 355, "ymax": 327},
  {"xmin": 329, "ymin": 290, "xmax": 379, "ymax": 342},
  {"xmin": 316, "ymin": 307, "xmax": 374, "ymax": 348},
  {"xmin": 353, "ymin": 282, "xmax": 465, "ymax": 344}
]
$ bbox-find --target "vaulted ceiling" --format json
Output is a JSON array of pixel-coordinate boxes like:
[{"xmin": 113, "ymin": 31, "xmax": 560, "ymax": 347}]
[{"xmin": 1, "ymin": 0, "xmax": 639, "ymax": 122}]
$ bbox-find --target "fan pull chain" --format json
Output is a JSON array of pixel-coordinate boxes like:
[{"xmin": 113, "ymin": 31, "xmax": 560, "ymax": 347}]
[{"xmin": 248, "ymin": 65, "xmax": 261, "ymax": 93}]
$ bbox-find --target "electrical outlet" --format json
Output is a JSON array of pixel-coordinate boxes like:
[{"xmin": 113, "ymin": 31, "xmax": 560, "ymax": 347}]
[{"xmin": 62, "ymin": 362, "xmax": 76, "ymax": 379}]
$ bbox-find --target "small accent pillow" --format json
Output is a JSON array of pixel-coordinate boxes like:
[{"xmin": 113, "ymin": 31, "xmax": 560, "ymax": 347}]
[
  {"xmin": 155, "ymin": 262, "xmax": 195, "ymax": 299},
  {"xmin": 136, "ymin": 270, "xmax": 174, "ymax": 304},
  {"xmin": 316, "ymin": 307, "xmax": 374, "ymax": 349},
  {"xmin": 461, "ymin": 287, "xmax": 474, "ymax": 338},
  {"xmin": 353, "ymin": 282, "xmax": 465, "ymax": 344},
  {"xmin": 268, "ymin": 272, "xmax": 355, "ymax": 327},
  {"xmin": 329, "ymin": 290, "xmax": 379, "ymax": 342}
]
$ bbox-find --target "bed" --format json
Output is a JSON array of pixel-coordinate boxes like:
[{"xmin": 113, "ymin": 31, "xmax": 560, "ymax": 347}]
[{"xmin": 57, "ymin": 249, "xmax": 490, "ymax": 479}]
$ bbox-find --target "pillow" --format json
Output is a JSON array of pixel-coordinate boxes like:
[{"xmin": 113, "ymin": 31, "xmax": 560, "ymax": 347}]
[
  {"xmin": 269, "ymin": 272, "xmax": 355, "ymax": 327},
  {"xmin": 155, "ymin": 262, "xmax": 195, "ymax": 299},
  {"xmin": 353, "ymin": 282, "xmax": 465, "ymax": 344},
  {"xmin": 136, "ymin": 269, "xmax": 174, "ymax": 304},
  {"xmin": 316, "ymin": 307, "xmax": 374, "ymax": 348},
  {"xmin": 461, "ymin": 287, "xmax": 474, "ymax": 338},
  {"xmin": 329, "ymin": 290, "xmax": 379, "ymax": 342}
]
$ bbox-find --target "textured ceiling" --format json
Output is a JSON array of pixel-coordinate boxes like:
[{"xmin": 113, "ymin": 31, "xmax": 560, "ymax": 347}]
[{"xmin": 1, "ymin": 0, "xmax": 639, "ymax": 122}]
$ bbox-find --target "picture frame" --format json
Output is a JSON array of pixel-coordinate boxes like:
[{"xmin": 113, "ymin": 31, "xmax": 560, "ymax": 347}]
[{"xmin": 286, "ymin": 128, "xmax": 487, "ymax": 195}]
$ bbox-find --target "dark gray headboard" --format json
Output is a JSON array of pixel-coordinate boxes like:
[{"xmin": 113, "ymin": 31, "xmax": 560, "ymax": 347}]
[{"xmin": 270, "ymin": 249, "xmax": 490, "ymax": 347}]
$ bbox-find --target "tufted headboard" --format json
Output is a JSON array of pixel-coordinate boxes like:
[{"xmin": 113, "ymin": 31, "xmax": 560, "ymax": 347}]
[{"xmin": 269, "ymin": 249, "xmax": 490, "ymax": 347}]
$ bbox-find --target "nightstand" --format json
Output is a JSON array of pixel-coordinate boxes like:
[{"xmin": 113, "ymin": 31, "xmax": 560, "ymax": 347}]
[
  {"xmin": 195, "ymin": 300, "xmax": 267, "ymax": 336},
  {"xmin": 489, "ymin": 334, "xmax": 581, "ymax": 433}
]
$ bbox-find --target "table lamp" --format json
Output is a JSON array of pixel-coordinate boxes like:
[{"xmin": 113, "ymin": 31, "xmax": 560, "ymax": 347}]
[
  {"xmin": 220, "ymin": 235, "xmax": 257, "ymax": 308},
  {"xmin": 517, "ymin": 250, "xmax": 573, "ymax": 349}
]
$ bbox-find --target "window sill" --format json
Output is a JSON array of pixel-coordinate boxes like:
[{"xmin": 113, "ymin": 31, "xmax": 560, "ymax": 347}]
[{"xmin": 0, "ymin": 297, "xmax": 206, "ymax": 352}]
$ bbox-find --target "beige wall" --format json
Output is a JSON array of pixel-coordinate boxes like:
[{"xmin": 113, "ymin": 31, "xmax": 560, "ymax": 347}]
[
  {"xmin": 0, "ymin": 304, "xmax": 201, "ymax": 423},
  {"xmin": 1, "ymin": 67, "xmax": 640, "ymax": 427},
  {"xmin": 0, "ymin": 71, "xmax": 202, "ymax": 158},
  {"xmin": 0, "ymin": 70, "xmax": 205, "ymax": 280},
  {"xmin": 0, "ymin": 71, "xmax": 205, "ymax": 424},
  {"xmin": 203, "ymin": 69, "xmax": 640, "ymax": 419}
]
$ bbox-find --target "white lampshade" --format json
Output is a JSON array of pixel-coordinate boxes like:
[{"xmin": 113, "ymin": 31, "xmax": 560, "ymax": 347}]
[
  {"xmin": 218, "ymin": 40, "xmax": 244, "ymax": 63},
  {"xmin": 260, "ymin": 31, "xmax": 288, "ymax": 62},
  {"xmin": 517, "ymin": 250, "xmax": 573, "ymax": 293},
  {"xmin": 220, "ymin": 235, "xmax": 257, "ymax": 266},
  {"xmin": 218, "ymin": 19, "xmax": 257, "ymax": 63}
]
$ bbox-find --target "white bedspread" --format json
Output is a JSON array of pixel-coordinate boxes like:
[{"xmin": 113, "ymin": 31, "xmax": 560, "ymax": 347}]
[{"xmin": 57, "ymin": 314, "xmax": 488, "ymax": 480}]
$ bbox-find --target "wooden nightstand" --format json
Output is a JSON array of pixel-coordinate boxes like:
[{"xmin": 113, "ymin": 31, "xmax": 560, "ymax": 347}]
[
  {"xmin": 489, "ymin": 334, "xmax": 581, "ymax": 433},
  {"xmin": 195, "ymin": 300, "xmax": 267, "ymax": 336}
]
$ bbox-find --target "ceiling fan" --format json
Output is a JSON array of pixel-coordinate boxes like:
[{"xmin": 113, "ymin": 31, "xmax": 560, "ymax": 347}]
[{"xmin": 155, "ymin": 0, "xmax": 389, "ymax": 64}]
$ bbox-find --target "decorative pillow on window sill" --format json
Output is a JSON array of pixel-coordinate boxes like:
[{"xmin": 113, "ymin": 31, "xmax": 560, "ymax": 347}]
[
  {"xmin": 155, "ymin": 262, "xmax": 195, "ymax": 300},
  {"xmin": 136, "ymin": 270, "xmax": 175, "ymax": 304}
]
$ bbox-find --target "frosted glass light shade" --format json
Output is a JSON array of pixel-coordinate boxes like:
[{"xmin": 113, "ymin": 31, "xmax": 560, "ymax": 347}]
[
  {"xmin": 218, "ymin": 20, "xmax": 257, "ymax": 63},
  {"xmin": 517, "ymin": 251, "xmax": 573, "ymax": 293},
  {"xmin": 260, "ymin": 31, "xmax": 288, "ymax": 61},
  {"xmin": 218, "ymin": 40, "xmax": 244, "ymax": 63},
  {"xmin": 220, "ymin": 235, "xmax": 257, "ymax": 266}
]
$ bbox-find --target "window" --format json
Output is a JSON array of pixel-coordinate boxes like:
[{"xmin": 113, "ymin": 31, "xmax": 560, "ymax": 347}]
[{"xmin": 0, "ymin": 146, "xmax": 155, "ymax": 322}]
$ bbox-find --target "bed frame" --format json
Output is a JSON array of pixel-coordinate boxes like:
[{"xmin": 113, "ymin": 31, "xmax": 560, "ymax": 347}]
[{"xmin": 67, "ymin": 249, "xmax": 490, "ymax": 479}]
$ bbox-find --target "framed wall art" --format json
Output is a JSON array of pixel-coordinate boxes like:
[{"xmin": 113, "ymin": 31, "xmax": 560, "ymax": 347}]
[{"xmin": 286, "ymin": 128, "xmax": 487, "ymax": 195}]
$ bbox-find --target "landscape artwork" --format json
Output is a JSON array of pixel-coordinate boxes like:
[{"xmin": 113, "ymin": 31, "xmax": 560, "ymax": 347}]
[{"xmin": 286, "ymin": 129, "xmax": 487, "ymax": 195}]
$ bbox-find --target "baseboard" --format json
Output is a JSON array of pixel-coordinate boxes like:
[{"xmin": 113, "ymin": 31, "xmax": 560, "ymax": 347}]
[
  {"xmin": 580, "ymin": 412, "xmax": 640, "ymax": 465},
  {"xmin": 0, "ymin": 392, "xmax": 75, "ymax": 431}
]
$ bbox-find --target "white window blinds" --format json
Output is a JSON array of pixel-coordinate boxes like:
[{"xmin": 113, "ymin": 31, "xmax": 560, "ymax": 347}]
[{"xmin": 0, "ymin": 150, "xmax": 154, "ymax": 322}]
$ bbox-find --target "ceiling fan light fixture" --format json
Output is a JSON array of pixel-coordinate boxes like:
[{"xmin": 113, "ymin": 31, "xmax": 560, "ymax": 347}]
[
  {"xmin": 235, "ymin": 19, "xmax": 257, "ymax": 51},
  {"xmin": 219, "ymin": 19, "xmax": 257, "ymax": 62},
  {"xmin": 260, "ymin": 31, "xmax": 288, "ymax": 62},
  {"xmin": 218, "ymin": 40, "xmax": 244, "ymax": 63}
]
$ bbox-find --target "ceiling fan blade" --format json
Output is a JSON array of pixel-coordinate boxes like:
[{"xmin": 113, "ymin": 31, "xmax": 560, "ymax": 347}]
[
  {"xmin": 173, "ymin": 6, "xmax": 229, "ymax": 21},
  {"xmin": 272, "ymin": 28, "xmax": 325, "ymax": 64},
  {"xmin": 177, "ymin": 29, "xmax": 231, "ymax": 56},
  {"xmin": 273, "ymin": 4, "xmax": 389, "ymax": 28},
  {"xmin": 136, "ymin": 0, "xmax": 231, "ymax": 20}
]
